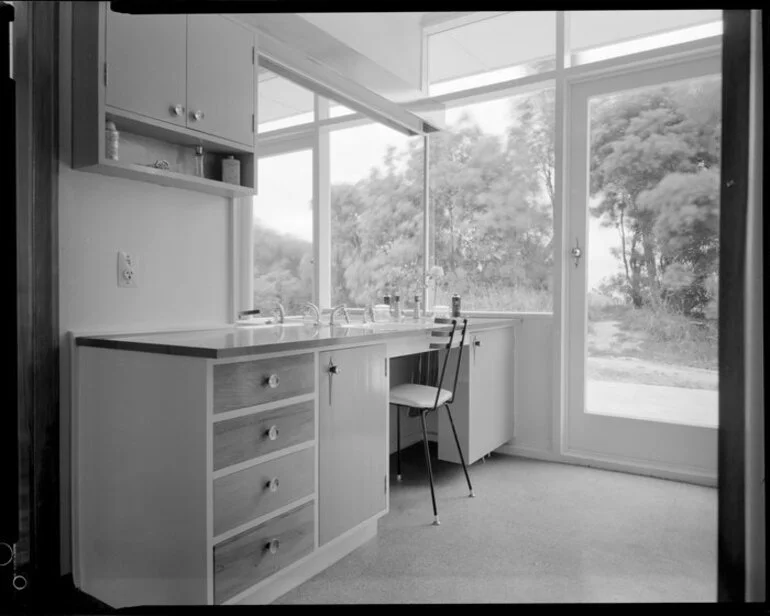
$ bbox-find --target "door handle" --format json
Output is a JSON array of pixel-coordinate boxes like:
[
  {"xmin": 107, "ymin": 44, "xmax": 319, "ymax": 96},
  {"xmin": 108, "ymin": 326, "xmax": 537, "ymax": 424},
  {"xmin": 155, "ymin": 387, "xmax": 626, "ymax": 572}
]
[
  {"xmin": 571, "ymin": 238, "xmax": 582, "ymax": 268},
  {"xmin": 327, "ymin": 359, "xmax": 339, "ymax": 405}
]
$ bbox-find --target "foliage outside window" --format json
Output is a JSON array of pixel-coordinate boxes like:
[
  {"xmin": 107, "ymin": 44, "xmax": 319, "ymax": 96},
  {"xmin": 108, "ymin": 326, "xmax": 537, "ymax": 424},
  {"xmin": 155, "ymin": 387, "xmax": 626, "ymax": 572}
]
[
  {"xmin": 252, "ymin": 150, "xmax": 314, "ymax": 314},
  {"xmin": 429, "ymin": 88, "xmax": 555, "ymax": 312},
  {"xmin": 330, "ymin": 124, "xmax": 424, "ymax": 307},
  {"xmin": 587, "ymin": 75, "xmax": 721, "ymax": 369}
]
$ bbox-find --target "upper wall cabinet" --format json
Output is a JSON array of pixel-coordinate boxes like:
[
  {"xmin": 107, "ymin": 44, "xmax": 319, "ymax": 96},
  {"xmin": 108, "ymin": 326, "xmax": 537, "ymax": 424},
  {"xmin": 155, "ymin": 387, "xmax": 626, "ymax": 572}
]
[
  {"xmin": 104, "ymin": 12, "xmax": 188, "ymax": 129},
  {"xmin": 187, "ymin": 15, "xmax": 255, "ymax": 146},
  {"xmin": 72, "ymin": 2, "xmax": 258, "ymax": 198}
]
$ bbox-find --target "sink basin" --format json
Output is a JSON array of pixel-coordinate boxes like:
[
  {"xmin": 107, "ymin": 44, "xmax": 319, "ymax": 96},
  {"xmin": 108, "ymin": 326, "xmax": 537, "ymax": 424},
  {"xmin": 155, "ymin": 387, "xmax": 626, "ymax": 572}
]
[
  {"xmin": 334, "ymin": 321, "xmax": 428, "ymax": 332},
  {"xmin": 236, "ymin": 318, "xmax": 319, "ymax": 328}
]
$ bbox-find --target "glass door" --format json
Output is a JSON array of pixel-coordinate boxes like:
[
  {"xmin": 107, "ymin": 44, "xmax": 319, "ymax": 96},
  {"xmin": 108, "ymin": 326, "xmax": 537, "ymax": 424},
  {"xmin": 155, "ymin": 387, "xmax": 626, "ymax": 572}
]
[{"xmin": 565, "ymin": 56, "xmax": 720, "ymax": 479}]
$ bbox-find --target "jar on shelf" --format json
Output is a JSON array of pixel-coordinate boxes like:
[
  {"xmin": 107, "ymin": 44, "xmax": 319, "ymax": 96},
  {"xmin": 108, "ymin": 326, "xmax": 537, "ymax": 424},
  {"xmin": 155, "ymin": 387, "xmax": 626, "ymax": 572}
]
[
  {"xmin": 105, "ymin": 121, "xmax": 119, "ymax": 161},
  {"xmin": 221, "ymin": 155, "xmax": 241, "ymax": 185}
]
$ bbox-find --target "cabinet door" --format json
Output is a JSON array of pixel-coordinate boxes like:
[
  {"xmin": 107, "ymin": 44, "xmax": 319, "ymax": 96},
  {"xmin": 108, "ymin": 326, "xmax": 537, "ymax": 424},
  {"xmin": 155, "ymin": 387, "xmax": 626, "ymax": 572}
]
[
  {"xmin": 468, "ymin": 328, "xmax": 515, "ymax": 460},
  {"xmin": 319, "ymin": 345, "xmax": 388, "ymax": 546},
  {"xmin": 186, "ymin": 15, "xmax": 255, "ymax": 146},
  {"xmin": 104, "ymin": 10, "xmax": 187, "ymax": 126}
]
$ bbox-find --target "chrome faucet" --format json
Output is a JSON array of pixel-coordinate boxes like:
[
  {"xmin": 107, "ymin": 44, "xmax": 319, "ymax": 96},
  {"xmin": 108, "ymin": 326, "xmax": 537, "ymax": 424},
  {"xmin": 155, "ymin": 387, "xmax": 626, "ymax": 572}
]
[
  {"xmin": 301, "ymin": 302, "xmax": 321, "ymax": 325},
  {"xmin": 268, "ymin": 302, "xmax": 285, "ymax": 324},
  {"xmin": 329, "ymin": 304, "xmax": 350, "ymax": 326}
]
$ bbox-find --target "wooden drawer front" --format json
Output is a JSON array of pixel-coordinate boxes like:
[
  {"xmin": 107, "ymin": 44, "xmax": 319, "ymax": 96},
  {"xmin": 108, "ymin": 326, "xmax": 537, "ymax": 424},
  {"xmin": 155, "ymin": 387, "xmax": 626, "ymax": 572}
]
[
  {"xmin": 213, "ymin": 401, "xmax": 315, "ymax": 471},
  {"xmin": 214, "ymin": 447, "xmax": 314, "ymax": 536},
  {"xmin": 213, "ymin": 353, "xmax": 314, "ymax": 414},
  {"xmin": 214, "ymin": 501, "xmax": 314, "ymax": 604}
]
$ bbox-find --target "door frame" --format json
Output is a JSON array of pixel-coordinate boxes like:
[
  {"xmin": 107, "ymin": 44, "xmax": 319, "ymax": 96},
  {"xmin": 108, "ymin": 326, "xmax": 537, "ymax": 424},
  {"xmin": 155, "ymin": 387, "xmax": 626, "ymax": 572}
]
[{"xmin": 14, "ymin": 0, "xmax": 61, "ymax": 593}]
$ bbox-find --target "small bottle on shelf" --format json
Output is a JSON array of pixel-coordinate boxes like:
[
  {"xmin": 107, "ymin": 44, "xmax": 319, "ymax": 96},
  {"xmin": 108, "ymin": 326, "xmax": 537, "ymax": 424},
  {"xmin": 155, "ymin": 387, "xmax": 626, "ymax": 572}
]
[
  {"xmin": 194, "ymin": 145, "xmax": 205, "ymax": 178},
  {"xmin": 413, "ymin": 295, "xmax": 422, "ymax": 321},
  {"xmin": 105, "ymin": 121, "xmax": 119, "ymax": 161}
]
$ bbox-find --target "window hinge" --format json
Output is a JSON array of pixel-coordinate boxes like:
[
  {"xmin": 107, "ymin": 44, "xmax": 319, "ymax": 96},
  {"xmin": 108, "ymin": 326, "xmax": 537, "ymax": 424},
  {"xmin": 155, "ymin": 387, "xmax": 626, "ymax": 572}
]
[
  {"xmin": 251, "ymin": 113, "xmax": 255, "ymax": 132},
  {"xmin": 384, "ymin": 475, "xmax": 387, "ymax": 494},
  {"xmin": 384, "ymin": 358, "xmax": 388, "ymax": 377},
  {"xmin": 252, "ymin": 46, "xmax": 255, "ymax": 65},
  {"xmin": 103, "ymin": 62, "xmax": 108, "ymax": 87}
]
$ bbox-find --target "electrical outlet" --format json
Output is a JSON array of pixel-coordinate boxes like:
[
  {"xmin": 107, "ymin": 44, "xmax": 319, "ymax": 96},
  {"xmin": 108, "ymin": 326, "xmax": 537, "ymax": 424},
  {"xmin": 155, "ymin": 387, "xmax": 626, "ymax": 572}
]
[{"xmin": 117, "ymin": 251, "xmax": 137, "ymax": 288}]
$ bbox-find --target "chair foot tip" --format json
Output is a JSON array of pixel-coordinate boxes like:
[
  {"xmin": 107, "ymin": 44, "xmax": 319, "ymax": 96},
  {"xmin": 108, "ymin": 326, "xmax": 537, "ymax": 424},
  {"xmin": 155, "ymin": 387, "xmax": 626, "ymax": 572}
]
[
  {"xmin": 469, "ymin": 491, "xmax": 475, "ymax": 498},
  {"xmin": 432, "ymin": 517, "xmax": 441, "ymax": 526},
  {"xmin": 396, "ymin": 475, "xmax": 402, "ymax": 481}
]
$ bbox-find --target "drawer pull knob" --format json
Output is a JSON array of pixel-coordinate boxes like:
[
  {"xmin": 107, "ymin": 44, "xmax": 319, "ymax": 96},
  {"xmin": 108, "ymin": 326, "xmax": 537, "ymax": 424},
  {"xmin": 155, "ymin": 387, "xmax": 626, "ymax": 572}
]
[
  {"xmin": 266, "ymin": 538, "xmax": 280, "ymax": 554},
  {"xmin": 266, "ymin": 477, "xmax": 280, "ymax": 492},
  {"xmin": 170, "ymin": 103, "xmax": 184, "ymax": 117},
  {"xmin": 266, "ymin": 425, "xmax": 279, "ymax": 441},
  {"xmin": 265, "ymin": 373, "xmax": 280, "ymax": 389},
  {"xmin": 328, "ymin": 364, "xmax": 340, "ymax": 375},
  {"xmin": 474, "ymin": 339, "xmax": 482, "ymax": 347},
  {"xmin": 191, "ymin": 109, "xmax": 205, "ymax": 121}
]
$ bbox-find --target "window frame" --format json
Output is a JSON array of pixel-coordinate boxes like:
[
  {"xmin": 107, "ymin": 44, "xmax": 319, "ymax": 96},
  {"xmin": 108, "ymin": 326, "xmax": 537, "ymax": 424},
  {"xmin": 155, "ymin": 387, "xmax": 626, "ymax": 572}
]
[{"xmin": 242, "ymin": 11, "xmax": 722, "ymax": 316}]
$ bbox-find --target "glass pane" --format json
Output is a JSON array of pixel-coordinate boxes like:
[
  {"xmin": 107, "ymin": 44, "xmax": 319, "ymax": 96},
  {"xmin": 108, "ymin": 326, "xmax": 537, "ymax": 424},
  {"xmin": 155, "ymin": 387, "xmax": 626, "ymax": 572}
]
[
  {"xmin": 569, "ymin": 10, "xmax": 722, "ymax": 65},
  {"xmin": 585, "ymin": 74, "xmax": 721, "ymax": 427},
  {"xmin": 252, "ymin": 150, "xmax": 314, "ymax": 314},
  {"xmin": 257, "ymin": 68, "xmax": 315, "ymax": 133},
  {"xmin": 429, "ymin": 87, "xmax": 555, "ymax": 312},
  {"xmin": 428, "ymin": 12, "xmax": 555, "ymax": 96},
  {"xmin": 329, "ymin": 124, "xmax": 423, "ymax": 308}
]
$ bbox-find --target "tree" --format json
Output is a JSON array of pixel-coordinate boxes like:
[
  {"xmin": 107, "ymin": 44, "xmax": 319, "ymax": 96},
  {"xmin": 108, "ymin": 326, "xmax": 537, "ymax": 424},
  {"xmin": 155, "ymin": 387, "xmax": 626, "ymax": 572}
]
[{"xmin": 588, "ymin": 76, "xmax": 721, "ymax": 312}]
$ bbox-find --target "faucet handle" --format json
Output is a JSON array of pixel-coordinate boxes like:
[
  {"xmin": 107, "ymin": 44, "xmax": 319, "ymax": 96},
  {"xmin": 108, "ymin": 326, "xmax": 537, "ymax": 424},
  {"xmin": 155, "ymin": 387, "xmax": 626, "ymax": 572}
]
[{"xmin": 238, "ymin": 308, "xmax": 261, "ymax": 320}]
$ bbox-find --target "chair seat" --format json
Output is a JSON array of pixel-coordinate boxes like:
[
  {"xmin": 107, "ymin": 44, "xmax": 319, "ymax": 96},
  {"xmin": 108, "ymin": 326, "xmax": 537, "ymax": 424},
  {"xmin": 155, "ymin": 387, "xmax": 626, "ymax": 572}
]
[{"xmin": 390, "ymin": 383, "xmax": 452, "ymax": 409}]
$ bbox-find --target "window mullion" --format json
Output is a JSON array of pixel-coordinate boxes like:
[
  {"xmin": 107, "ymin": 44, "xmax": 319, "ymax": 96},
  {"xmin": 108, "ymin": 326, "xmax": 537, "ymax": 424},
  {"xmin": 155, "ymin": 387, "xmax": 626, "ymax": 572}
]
[{"xmin": 314, "ymin": 96, "xmax": 331, "ymax": 309}]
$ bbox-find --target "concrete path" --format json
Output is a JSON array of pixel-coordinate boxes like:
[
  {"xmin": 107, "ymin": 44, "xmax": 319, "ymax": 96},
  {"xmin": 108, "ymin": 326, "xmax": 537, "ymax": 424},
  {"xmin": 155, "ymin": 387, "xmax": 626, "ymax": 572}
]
[{"xmin": 586, "ymin": 379, "xmax": 718, "ymax": 428}]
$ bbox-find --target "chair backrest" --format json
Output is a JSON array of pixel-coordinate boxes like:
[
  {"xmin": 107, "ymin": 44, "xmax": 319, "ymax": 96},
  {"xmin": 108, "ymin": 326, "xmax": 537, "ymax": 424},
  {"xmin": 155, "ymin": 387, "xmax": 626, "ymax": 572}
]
[{"xmin": 429, "ymin": 317, "xmax": 469, "ymax": 408}]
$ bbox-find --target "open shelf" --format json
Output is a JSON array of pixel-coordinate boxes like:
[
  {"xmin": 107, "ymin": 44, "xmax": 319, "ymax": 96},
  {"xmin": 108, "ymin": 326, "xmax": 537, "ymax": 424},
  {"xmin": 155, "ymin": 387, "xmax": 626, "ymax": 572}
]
[{"xmin": 90, "ymin": 159, "xmax": 256, "ymax": 198}]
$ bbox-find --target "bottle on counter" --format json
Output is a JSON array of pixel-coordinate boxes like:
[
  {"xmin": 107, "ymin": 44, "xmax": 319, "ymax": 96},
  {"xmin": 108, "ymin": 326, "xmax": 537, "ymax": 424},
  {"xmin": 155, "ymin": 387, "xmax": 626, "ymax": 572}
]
[
  {"xmin": 451, "ymin": 293, "xmax": 462, "ymax": 317},
  {"xmin": 413, "ymin": 294, "xmax": 422, "ymax": 321},
  {"xmin": 393, "ymin": 294, "xmax": 402, "ymax": 321}
]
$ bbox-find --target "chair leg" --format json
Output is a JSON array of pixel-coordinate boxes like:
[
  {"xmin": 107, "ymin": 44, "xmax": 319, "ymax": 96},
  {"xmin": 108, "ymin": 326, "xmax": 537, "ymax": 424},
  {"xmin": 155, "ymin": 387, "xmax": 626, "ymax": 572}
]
[
  {"xmin": 396, "ymin": 405, "xmax": 402, "ymax": 481},
  {"xmin": 419, "ymin": 410, "xmax": 440, "ymax": 526},
  {"xmin": 444, "ymin": 404, "xmax": 475, "ymax": 497}
]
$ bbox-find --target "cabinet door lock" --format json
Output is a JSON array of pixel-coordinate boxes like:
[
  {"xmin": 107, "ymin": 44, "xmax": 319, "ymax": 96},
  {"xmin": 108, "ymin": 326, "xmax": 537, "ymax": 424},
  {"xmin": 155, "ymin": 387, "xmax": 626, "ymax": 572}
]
[
  {"xmin": 266, "ymin": 425, "xmax": 279, "ymax": 441},
  {"xmin": 265, "ymin": 538, "xmax": 280, "ymax": 554}
]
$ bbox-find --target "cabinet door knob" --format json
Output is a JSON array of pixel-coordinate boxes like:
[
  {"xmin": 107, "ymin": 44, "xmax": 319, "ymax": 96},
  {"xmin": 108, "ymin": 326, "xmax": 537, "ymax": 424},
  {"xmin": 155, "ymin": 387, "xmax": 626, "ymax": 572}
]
[
  {"xmin": 266, "ymin": 538, "xmax": 280, "ymax": 554},
  {"xmin": 191, "ymin": 109, "xmax": 205, "ymax": 121},
  {"xmin": 474, "ymin": 339, "xmax": 482, "ymax": 347},
  {"xmin": 266, "ymin": 425, "xmax": 279, "ymax": 441},
  {"xmin": 171, "ymin": 104, "xmax": 184, "ymax": 117},
  {"xmin": 329, "ymin": 364, "xmax": 340, "ymax": 375},
  {"xmin": 266, "ymin": 477, "xmax": 280, "ymax": 493},
  {"xmin": 265, "ymin": 374, "xmax": 280, "ymax": 389}
]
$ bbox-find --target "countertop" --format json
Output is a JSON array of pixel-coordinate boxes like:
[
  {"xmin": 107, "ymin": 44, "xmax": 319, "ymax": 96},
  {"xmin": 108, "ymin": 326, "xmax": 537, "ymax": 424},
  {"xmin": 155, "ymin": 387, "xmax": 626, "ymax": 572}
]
[{"xmin": 75, "ymin": 317, "xmax": 517, "ymax": 359}]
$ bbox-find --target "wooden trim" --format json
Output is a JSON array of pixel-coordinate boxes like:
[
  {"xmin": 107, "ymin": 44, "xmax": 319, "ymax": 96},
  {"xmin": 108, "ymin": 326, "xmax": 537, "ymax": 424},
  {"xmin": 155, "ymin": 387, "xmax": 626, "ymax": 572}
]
[
  {"xmin": 718, "ymin": 9, "xmax": 751, "ymax": 603},
  {"xmin": 15, "ymin": 0, "xmax": 61, "ymax": 590}
]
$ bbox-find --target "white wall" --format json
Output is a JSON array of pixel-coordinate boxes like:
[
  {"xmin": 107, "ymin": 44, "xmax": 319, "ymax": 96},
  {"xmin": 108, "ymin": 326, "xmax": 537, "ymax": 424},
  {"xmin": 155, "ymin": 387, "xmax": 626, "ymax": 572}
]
[{"xmin": 58, "ymin": 3, "xmax": 232, "ymax": 575}]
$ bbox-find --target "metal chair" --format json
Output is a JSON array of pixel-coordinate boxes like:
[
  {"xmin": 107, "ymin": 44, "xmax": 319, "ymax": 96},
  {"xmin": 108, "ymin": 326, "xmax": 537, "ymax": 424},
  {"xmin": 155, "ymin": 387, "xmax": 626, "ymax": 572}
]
[{"xmin": 389, "ymin": 317, "xmax": 474, "ymax": 526}]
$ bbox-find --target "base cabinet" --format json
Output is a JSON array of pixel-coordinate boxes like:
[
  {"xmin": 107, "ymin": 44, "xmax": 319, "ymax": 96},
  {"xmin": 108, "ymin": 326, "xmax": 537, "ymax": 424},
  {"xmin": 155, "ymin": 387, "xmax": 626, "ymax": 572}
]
[
  {"xmin": 439, "ymin": 325, "xmax": 515, "ymax": 465},
  {"xmin": 318, "ymin": 344, "xmax": 389, "ymax": 546}
]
